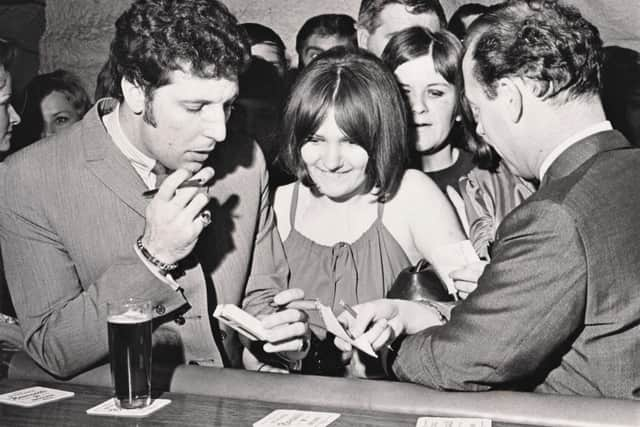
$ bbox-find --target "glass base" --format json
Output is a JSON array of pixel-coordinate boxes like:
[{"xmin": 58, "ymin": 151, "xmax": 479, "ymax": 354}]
[{"xmin": 114, "ymin": 395, "xmax": 151, "ymax": 409}]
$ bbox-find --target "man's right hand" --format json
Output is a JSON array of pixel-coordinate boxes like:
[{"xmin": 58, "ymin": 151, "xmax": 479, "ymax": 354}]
[
  {"xmin": 333, "ymin": 299, "xmax": 446, "ymax": 379},
  {"xmin": 334, "ymin": 299, "xmax": 446, "ymax": 354},
  {"xmin": 141, "ymin": 167, "xmax": 214, "ymax": 265}
]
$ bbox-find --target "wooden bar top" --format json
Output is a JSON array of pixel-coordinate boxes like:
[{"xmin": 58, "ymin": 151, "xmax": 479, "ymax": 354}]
[
  {"xmin": 0, "ymin": 379, "xmax": 532, "ymax": 427},
  {"xmin": 4, "ymin": 351, "xmax": 639, "ymax": 426}
]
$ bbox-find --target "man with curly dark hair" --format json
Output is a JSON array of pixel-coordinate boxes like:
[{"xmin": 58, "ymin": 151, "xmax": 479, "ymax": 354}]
[
  {"xmin": 338, "ymin": 0, "xmax": 640, "ymax": 399},
  {"xmin": 0, "ymin": 0, "xmax": 308, "ymax": 378}
]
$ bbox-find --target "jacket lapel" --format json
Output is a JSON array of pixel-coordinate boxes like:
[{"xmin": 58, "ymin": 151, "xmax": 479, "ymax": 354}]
[
  {"xmin": 540, "ymin": 130, "xmax": 631, "ymax": 188},
  {"xmin": 82, "ymin": 99, "xmax": 149, "ymax": 217}
]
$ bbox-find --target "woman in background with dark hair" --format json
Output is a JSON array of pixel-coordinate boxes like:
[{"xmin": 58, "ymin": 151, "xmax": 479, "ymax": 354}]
[
  {"xmin": 382, "ymin": 27, "xmax": 533, "ymax": 260},
  {"xmin": 253, "ymin": 47, "xmax": 465, "ymax": 376},
  {"xmin": 12, "ymin": 69, "xmax": 92, "ymax": 152},
  {"xmin": 382, "ymin": 27, "xmax": 474, "ymax": 194}
]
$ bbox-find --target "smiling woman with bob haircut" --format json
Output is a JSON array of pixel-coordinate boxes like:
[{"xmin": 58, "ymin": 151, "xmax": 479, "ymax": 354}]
[{"xmin": 267, "ymin": 47, "xmax": 466, "ymax": 377}]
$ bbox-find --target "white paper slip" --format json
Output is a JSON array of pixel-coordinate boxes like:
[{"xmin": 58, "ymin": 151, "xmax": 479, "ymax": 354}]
[
  {"xmin": 317, "ymin": 302, "xmax": 377, "ymax": 358},
  {"xmin": 86, "ymin": 398, "xmax": 171, "ymax": 418},
  {"xmin": 254, "ymin": 409, "xmax": 340, "ymax": 427},
  {"xmin": 0, "ymin": 386, "xmax": 75, "ymax": 408},
  {"xmin": 416, "ymin": 416, "xmax": 492, "ymax": 427},
  {"xmin": 213, "ymin": 304, "xmax": 269, "ymax": 341},
  {"xmin": 430, "ymin": 240, "xmax": 481, "ymax": 295}
]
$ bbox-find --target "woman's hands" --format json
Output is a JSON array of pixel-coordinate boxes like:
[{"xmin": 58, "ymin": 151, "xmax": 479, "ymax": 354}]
[
  {"xmin": 261, "ymin": 288, "xmax": 311, "ymax": 359},
  {"xmin": 244, "ymin": 288, "xmax": 311, "ymax": 373},
  {"xmin": 333, "ymin": 299, "xmax": 446, "ymax": 378}
]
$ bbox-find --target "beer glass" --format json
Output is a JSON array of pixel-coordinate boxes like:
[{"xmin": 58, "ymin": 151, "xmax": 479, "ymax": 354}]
[{"xmin": 107, "ymin": 299, "xmax": 152, "ymax": 409}]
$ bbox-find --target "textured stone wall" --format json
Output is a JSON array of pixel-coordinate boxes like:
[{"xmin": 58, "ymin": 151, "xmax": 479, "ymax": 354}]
[
  {"xmin": 443, "ymin": 0, "xmax": 640, "ymax": 54},
  {"xmin": 40, "ymin": 0, "xmax": 363, "ymax": 98},
  {"xmin": 40, "ymin": 0, "xmax": 131, "ymax": 99},
  {"xmin": 40, "ymin": 0, "xmax": 639, "ymax": 98}
]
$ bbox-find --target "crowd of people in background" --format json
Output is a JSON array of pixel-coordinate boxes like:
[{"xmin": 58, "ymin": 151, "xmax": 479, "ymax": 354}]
[{"xmin": 0, "ymin": 0, "xmax": 638, "ymax": 401}]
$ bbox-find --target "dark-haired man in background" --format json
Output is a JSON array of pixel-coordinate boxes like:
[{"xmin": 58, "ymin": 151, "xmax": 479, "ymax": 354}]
[
  {"xmin": 295, "ymin": 14, "xmax": 357, "ymax": 68},
  {"xmin": 357, "ymin": 0, "xmax": 446, "ymax": 57},
  {"xmin": 0, "ymin": 0, "xmax": 307, "ymax": 378},
  {"xmin": 339, "ymin": 0, "xmax": 640, "ymax": 399}
]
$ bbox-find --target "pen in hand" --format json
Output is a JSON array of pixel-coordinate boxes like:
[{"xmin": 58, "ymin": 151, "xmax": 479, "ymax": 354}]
[
  {"xmin": 338, "ymin": 300, "xmax": 395, "ymax": 353},
  {"xmin": 269, "ymin": 298, "xmax": 319, "ymax": 312}
]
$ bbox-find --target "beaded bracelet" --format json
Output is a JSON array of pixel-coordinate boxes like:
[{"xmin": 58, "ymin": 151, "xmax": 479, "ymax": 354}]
[{"xmin": 136, "ymin": 235, "xmax": 178, "ymax": 275}]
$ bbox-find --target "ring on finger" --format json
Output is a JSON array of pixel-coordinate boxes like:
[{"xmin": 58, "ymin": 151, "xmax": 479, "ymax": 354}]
[
  {"xmin": 199, "ymin": 209, "xmax": 212, "ymax": 227},
  {"xmin": 299, "ymin": 336, "xmax": 310, "ymax": 353}
]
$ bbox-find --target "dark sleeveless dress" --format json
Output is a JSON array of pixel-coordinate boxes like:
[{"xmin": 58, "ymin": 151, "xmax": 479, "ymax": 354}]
[{"xmin": 283, "ymin": 183, "xmax": 411, "ymax": 375}]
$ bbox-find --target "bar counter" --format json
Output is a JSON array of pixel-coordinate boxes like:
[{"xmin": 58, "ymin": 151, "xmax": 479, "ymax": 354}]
[{"xmin": 2, "ymin": 351, "xmax": 639, "ymax": 426}]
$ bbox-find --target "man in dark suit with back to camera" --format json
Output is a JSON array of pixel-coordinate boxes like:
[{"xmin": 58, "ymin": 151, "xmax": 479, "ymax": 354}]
[
  {"xmin": 338, "ymin": 0, "xmax": 640, "ymax": 399},
  {"xmin": 0, "ymin": 0, "xmax": 308, "ymax": 378}
]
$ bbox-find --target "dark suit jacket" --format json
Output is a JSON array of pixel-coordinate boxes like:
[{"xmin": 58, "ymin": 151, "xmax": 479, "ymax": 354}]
[
  {"xmin": 392, "ymin": 130, "xmax": 640, "ymax": 399},
  {"xmin": 0, "ymin": 99, "xmax": 288, "ymax": 378}
]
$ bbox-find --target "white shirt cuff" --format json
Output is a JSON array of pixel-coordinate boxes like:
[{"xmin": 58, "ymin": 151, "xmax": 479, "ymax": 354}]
[{"xmin": 134, "ymin": 243, "xmax": 181, "ymax": 291}]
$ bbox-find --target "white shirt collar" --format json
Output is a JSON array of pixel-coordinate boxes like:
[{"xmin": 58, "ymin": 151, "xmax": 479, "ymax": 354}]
[
  {"xmin": 102, "ymin": 103, "xmax": 160, "ymax": 188},
  {"xmin": 538, "ymin": 121, "xmax": 613, "ymax": 180}
]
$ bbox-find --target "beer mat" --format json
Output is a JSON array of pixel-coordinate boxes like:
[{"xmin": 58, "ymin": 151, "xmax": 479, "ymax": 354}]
[
  {"xmin": 86, "ymin": 398, "xmax": 171, "ymax": 418},
  {"xmin": 0, "ymin": 386, "xmax": 75, "ymax": 408},
  {"xmin": 254, "ymin": 409, "xmax": 340, "ymax": 427},
  {"xmin": 416, "ymin": 417, "xmax": 492, "ymax": 427}
]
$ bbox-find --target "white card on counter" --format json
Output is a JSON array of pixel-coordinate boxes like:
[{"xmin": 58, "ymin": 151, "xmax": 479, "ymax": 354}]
[
  {"xmin": 0, "ymin": 386, "xmax": 75, "ymax": 407},
  {"xmin": 254, "ymin": 409, "xmax": 340, "ymax": 427},
  {"xmin": 317, "ymin": 302, "xmax": 377, "ymax": 358},
  {"xmin": 86, "ymin": 398, "xmax": 171, "ymax": 418},
  {"xmin": 416, "ymin": 417, "xmax": 492, "ymax": 427}
]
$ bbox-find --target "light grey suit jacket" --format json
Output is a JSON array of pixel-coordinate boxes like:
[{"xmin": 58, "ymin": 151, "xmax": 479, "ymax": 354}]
[
  {"xmin": 393, "ymin": 130, "xmax": 640, "ymax": 400},
  {"xmin": 0, "ymin": 99, "xmax": 288, "ymax": 377}
]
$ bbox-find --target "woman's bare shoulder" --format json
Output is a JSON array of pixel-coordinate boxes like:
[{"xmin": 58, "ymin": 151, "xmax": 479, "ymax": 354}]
[
  {"xmin": 392, "ymin": 169, "xmax": 443, "ymax": 203},
  {"xmin": 274, "ymin": 182, "xmax": 296, "ymax": 207},
  {"xmin": 273, "ymin": 182, "xmax": 298, "ymax": 237}
]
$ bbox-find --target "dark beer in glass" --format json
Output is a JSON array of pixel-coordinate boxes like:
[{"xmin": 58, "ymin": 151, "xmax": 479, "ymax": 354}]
[{"xmin": 107, "ymin": 300, "xmax": 152, "ymax": 409}]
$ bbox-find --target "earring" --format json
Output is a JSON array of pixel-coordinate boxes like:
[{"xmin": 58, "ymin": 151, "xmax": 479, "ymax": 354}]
[{"xmin": 455, "ymin": 115, "xmax": 462, "ymax": 122}]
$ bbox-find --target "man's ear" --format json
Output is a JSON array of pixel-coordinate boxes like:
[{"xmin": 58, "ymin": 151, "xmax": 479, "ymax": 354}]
[
  {"xmin": 120, "ymin": 77, "xmax": 145, "ymax": 115},
  {"xmin": 496, "ymin": 78, "xmax": 523, "ymax": 123},
  {"xmin": 356, "ymin": 26, "xmax": 370, "ymax": 50}
]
